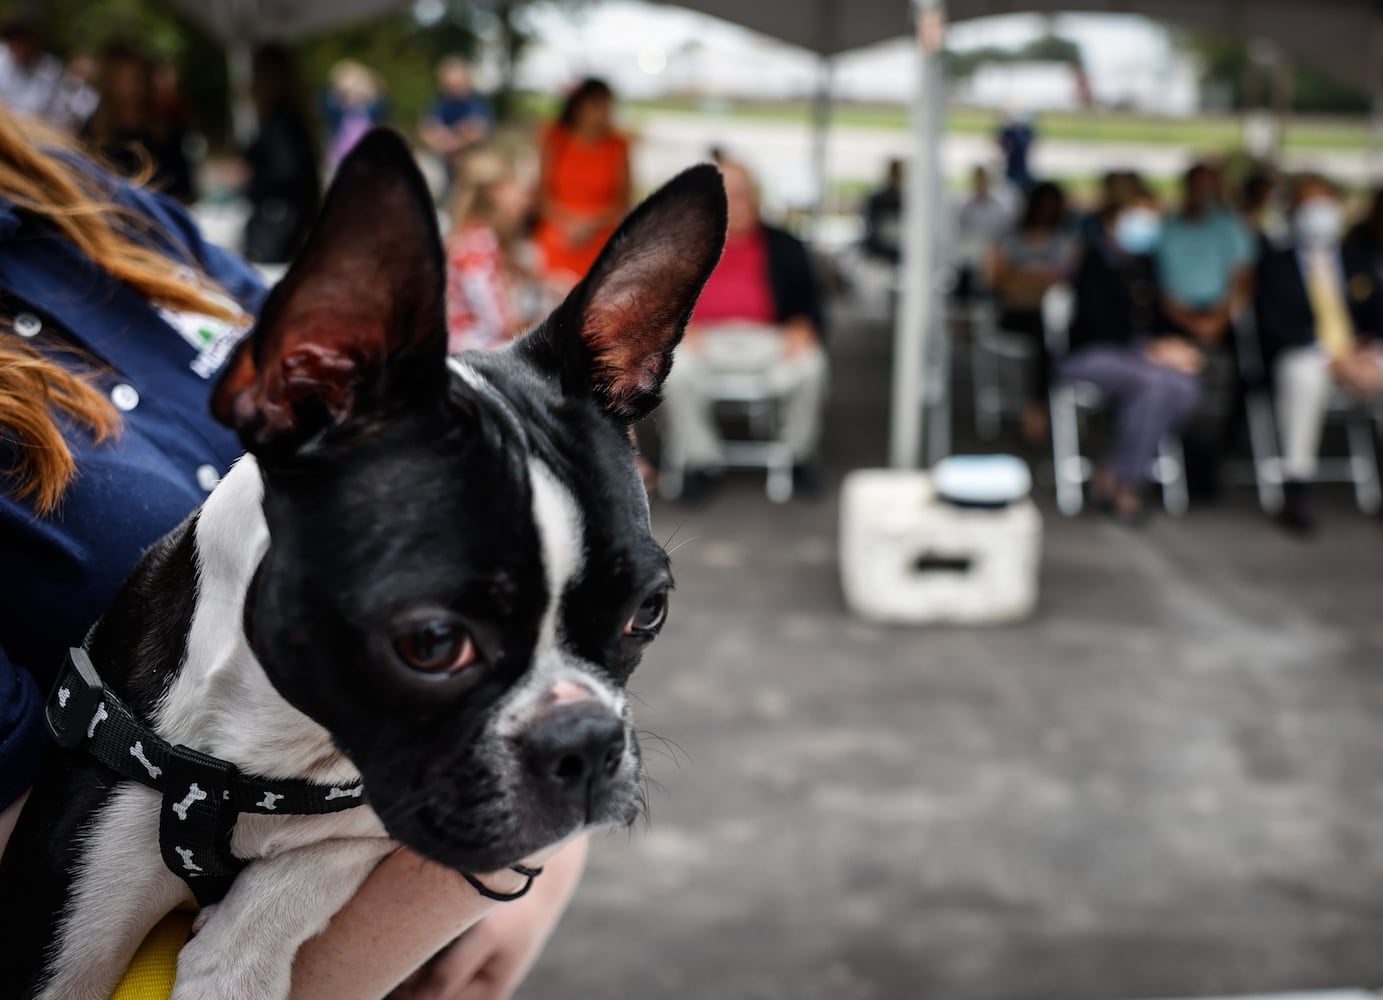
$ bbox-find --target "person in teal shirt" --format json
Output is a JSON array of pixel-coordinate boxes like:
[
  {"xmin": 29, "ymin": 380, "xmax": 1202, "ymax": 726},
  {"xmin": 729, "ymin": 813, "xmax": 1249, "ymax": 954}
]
[{"xmin": 1156, "ymin": 162, "xmax": 1255, "ymax": 348}]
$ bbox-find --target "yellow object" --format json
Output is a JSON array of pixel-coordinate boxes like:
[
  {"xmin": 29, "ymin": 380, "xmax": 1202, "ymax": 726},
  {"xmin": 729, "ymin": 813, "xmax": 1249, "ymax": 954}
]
[
  {"xmin": 1307, "ymin": 250, "xmax": 1355, "ymax": 359},
  {"xmin": 109, "ymin": 912, "xmax": 194, "ymax": 1000}
]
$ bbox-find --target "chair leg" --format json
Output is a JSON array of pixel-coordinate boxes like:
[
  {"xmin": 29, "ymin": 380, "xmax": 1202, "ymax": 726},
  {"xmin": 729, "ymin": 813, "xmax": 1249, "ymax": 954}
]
[
  {"xmin": 1244, "ymin": 392, "xmax": 1283, "ymax": 514},
  {"xmin": 659, "ymin": 437, "xmax": 685, "ymax": 501},
  {"xmin": 971, "ymin": 337, "xmax": 1000, "ymax": 440},
  {"xmin": 1157, "ymin": 436, "xmax": 1189, "ymax": 517},
  {"xmin": 1051, "ymin": 385, "xmax": 1084, "ymax": 516},
  {"xmin": 1346, "ymin": 412, "xmax": 1382, "ymax": 514},
  {"xmin": 766, "ymin": 451, "xmax": 793, "ymax": 504}
]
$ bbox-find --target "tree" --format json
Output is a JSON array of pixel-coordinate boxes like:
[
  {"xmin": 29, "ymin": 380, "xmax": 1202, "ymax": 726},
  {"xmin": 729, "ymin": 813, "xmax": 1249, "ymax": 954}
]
[
  {"xmin": 944, "ymin": 31, "xmax": 1084, "ymax": 81},
  {"xmin": 1182, "ymin": 31, "xmax": 1368, "ymax": 114}
]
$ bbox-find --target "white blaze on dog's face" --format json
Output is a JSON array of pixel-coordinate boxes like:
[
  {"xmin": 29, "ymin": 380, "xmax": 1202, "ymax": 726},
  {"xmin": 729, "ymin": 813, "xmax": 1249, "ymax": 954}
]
[{"xmin": 209, "ymin": 129, "xmax": 726, "ymax": 872}]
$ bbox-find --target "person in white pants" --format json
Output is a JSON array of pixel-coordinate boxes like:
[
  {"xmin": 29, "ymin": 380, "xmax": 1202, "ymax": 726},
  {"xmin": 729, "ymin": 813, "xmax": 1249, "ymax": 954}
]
[
  {"xmin": 660, "ymin": 159, "xmax": 827, "ymax": 502},
  {"xmin": 1255, "ymin": 174, "xmax": 1383, "ymax": 534}
]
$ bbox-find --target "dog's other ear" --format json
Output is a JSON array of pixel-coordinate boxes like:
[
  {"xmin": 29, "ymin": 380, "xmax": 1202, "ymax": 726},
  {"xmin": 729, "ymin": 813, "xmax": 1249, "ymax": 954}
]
[
  {"xmin": 212, "ymin": 128, "xmax": 446, "ymax": 455},
  {"xmin": 519, "ymin": 164, "xmax": 727, "ymax": 423}
]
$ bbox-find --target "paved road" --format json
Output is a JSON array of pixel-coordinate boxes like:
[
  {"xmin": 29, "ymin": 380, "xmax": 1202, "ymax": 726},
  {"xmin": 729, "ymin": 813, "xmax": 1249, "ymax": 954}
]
[{"xmin": 521, "ymin": 307, "xmax": 1383, "ymax": 1000}]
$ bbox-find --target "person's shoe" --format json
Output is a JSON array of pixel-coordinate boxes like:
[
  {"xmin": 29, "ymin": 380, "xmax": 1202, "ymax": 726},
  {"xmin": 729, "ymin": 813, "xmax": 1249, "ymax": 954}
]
[
  {"xmin": 1110, "ymin": 487, "xmax": 1149, "ymax": 527},
  {"xmin": 792, "ymin": 463, "xmax": 825, "ymax": 500},
  {"xmin": 677, "ymin": 469, "xmax": 721, "ymax": 506},
  {"xmin": 1020, "ymin": 403, "xmax": 1049, "ymax": 447},
  {"xmin": 1278, "ymin": 480, "xmax": 1317, "ymax": 538}
]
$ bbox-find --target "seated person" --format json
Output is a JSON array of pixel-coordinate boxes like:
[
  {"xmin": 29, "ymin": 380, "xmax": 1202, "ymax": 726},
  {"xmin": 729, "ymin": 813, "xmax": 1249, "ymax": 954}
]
[
  {"xmin": 418, "ymin": 56, "xmax": 491, "ymax": 171},
  {"xmin": 1060, "ymin": 181, "xmax": 1202, "ymax": 522},
  {"xmin": 987, "ymin": 180, "xmax": 1076, "ymax": 441},
  {"xmin": 1157, "ymin": 162, "xmax": 1255, "ymax": 347},
  {"xmin": 661, "ymin": 159, "xmax": 827, "ymax": 501},
  {"xmin": 1255, "ymin": 174, "xmax": 1383, "ymax": 534},
  {"xmin": 861, "ymin": 158, "xmax": 902, "ymax": 264},
  {"xmin": 952, "ymin": 164, "xmax": 1010, "ymax": 299},
  {"xmin": 1078, "ymin": 170, "xmax": 1140, "ymax": 244},
  {"xmin": 1156, "ymin": 162, "xmax": 1255, "ymax": 495},
  {"xmin": 445, "ymin": 148, "xmax": 544, "ymax": 354}
]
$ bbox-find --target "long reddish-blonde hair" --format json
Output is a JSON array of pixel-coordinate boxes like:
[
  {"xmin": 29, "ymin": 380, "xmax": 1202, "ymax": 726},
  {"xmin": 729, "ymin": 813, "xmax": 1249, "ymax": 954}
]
[{"xmin": 0, "ymin": 106, "xmax": 237, "ymax": 515}]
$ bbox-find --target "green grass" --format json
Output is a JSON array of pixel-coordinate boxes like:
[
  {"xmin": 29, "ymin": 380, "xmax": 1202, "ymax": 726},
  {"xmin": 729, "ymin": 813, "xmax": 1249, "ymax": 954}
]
[{"xmin": 619, "ymin": 96, "xmax": 1374, "ymax": 153}]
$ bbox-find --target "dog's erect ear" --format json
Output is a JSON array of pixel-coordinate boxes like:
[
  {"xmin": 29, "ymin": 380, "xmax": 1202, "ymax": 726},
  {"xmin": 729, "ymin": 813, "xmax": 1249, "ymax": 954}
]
[
  {"xmin": 212, "ymin": 128, "xmax": 446, "ymax": 455},
  {"xmin": 519, "ymin": 164, "xmax": 727, "ymax": 423}
]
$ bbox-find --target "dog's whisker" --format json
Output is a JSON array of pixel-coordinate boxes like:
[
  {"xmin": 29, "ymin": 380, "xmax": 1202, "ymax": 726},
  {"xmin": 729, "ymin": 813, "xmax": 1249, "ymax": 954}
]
[
  {"xmin": 661, "ymin": 518, "xmax": 690, "ymax": 549},
  {"xmin": 635, "ymin": 729, "xmax": 691, "ymax": 769},
  {"xmin": 665, "ymin": 535, "xmax": 702, "ymax": 557}
]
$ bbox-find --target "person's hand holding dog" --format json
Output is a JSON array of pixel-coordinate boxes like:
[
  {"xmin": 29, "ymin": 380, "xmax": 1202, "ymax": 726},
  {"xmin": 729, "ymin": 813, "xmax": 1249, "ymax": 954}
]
[{"xmin": 390, "ymin": 836, "xmax": 590, "ymax": 1000}]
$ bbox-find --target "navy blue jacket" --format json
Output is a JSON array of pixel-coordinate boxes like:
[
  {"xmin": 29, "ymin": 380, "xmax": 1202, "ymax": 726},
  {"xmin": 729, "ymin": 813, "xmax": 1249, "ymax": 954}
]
[
  {"xmin": 762, "ymin": 224, "xmax": 826, "ymax": 342},
  {"xmin": 1253, "ymin": 242, "xmax": 1382, "ymax": 369},
  {"xmin": 0, "ymin": 174, "xmax": 265, "ymax": 810}
]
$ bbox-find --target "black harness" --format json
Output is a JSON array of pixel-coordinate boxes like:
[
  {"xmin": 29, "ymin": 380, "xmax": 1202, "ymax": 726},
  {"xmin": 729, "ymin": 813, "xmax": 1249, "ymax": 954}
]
[{"xmin": 45, "ymin": 648, "xmax": 540, "ymax": 906}]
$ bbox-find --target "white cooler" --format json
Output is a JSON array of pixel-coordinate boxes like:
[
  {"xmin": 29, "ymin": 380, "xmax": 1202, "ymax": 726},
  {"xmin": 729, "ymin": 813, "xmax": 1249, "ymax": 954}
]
[{"xmin": 839, "ymin": 462, "xmax": 1042, "ymax": 625}]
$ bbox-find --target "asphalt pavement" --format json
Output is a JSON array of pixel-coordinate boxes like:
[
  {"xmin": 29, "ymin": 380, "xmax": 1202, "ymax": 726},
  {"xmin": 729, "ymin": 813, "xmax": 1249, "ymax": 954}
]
[{"xmin": 521, "ymin": 305, "xmax": 1383, "ymax": 1000}]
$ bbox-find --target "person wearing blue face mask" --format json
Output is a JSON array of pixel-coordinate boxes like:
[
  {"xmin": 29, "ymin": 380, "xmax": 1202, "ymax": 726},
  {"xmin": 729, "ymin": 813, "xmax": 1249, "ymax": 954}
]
[{"xmin": 1059, "ymin": 181, "xmax": 1204, "ymax": 522}]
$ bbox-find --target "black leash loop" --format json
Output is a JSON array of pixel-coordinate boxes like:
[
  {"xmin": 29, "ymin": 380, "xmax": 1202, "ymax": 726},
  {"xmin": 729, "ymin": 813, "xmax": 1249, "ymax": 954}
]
[{"xmin": 462, "ymin": 864, "xmax": 545, "ymax": 902}]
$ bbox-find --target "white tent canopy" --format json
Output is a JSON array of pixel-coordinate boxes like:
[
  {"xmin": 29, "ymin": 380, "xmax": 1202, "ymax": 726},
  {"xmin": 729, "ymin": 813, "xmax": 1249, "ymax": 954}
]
[
  {"xmin": 178, "ymin": 0, "xmax": 1383, "ymax": 468},
  {"xmin": 178, "ymin": 0, "xmax": 1383, "ymax": 94}
]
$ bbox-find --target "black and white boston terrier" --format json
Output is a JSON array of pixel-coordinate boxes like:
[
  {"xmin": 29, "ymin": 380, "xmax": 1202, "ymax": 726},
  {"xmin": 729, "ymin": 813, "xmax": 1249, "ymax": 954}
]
[{"xmin": 0, "ymin": 129, "xmax": 726, "ymax": 1000}]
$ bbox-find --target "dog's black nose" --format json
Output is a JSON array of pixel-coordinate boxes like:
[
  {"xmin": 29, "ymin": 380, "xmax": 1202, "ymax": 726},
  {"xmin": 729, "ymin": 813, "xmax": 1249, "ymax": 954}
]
[{"xmin": 523, "ymin": 704, "xmax": 626, "ymax": 799}]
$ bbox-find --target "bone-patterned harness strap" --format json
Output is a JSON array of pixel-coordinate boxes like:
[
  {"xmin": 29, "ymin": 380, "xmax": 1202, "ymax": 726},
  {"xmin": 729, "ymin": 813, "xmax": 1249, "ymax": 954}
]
[
  {"xmin": 45, "ymin": 648, "xmax": 542, "ymax": 907},
  {"xmin": 46, "ymin": 648, "xmax": 367, "ymax": 905}
]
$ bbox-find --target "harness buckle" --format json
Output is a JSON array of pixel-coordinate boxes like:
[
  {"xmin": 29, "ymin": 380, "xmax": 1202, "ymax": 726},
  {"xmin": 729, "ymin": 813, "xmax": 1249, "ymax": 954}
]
[{"xmin": 46, "ymin": 648, "xmax": 106, "ymax": 750}]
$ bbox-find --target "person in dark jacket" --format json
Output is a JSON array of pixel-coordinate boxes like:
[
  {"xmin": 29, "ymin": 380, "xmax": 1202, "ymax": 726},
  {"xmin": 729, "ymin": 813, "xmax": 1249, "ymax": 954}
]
[
  {"xmin": 1058, "ymin": 183, "xmax": 1202, "ymax": 521},
  {"xmin": 243, "ymin": 45, "xmax": 321, "ymax": 264},
  {"xmin": 83, "ymin": 42, "xmax": 194, "ymax": 203},
  {"xmin": 861, "ymin": 158, "xmax": 902, "ymax": 263},
  {"xmin": 1255, "ymin": 174, "xmax": 1383, "ymax": 534},
  {"xmin": 661, "ymin": 158, "xmax": 827, "ymax": 501}
]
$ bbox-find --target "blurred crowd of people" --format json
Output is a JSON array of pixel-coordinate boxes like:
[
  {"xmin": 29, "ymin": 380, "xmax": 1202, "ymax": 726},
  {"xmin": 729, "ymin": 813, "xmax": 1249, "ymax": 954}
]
[
  {"xmin": 869, "ymin": 148, "xmax": 1383, "ymax": 533},
  {"xmin": 12, "ymin": 13, "xmax": 1374, "ymax": 530},
  {"xmin": 0, "ymin": 20, "xmax": 827, "ymax": 504},
  {"xmin": 0, "ymin": 19, "xmax": 195, "ymax": 200}
]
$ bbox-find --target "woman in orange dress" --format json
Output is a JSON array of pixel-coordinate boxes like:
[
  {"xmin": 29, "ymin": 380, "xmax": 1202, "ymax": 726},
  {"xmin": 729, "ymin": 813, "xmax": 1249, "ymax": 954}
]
[{"xmin": 535, "ymin": 78, "xmax": 631, "ymax": 284}]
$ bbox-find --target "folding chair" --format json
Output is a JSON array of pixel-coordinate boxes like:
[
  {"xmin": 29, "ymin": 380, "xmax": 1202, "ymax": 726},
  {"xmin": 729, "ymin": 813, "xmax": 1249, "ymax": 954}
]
[
  {"xmin": 1044, "ymin": 284, "xmax": 1189, "ymax": 517},
  {"xmin": 658, "ymin": 331, "xmax": 797, "ymax": 504},
  {"xmin": 969, "ymin": 298, "xmax": 1039, "ymax": 440},
  {"xmin": 1233, "ymin": 313, "xmax": 1381, "ymax": 514}
]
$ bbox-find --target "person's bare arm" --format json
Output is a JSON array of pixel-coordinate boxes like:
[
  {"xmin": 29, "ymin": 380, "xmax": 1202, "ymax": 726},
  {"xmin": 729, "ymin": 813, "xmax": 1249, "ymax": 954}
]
[
  {"xmin": 391, "ymin": 836, "xmax": 590, "ymax": 1000},
  {"xmin": 290, "ymin": 841, "xmax": 568, "ymax": 1000},
  {"xmin": 419, "ymin": 118, "xmax": 463, "ymax": 157},
  {"xmin": 782, "ymin": 316, "xmax": 820, "ymax": 358}
]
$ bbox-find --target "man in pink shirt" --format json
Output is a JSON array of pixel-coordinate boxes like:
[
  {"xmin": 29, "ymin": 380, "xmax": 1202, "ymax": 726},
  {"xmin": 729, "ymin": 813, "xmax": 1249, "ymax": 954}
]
[{"xmin": 661, "ymin": 159, "xmax": 828, "ymax": 501}]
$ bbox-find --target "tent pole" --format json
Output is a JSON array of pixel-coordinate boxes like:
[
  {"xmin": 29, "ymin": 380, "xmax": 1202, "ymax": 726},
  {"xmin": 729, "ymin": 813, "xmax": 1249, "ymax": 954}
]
[
  {"xmin": 1371, "ymin": 13, "xmax": 1383, "ymax": 176},
  {"xmin": 226, "ymin": 37, "xmax": 256, "ymax": 147},
  {"xmin": 810, "ymin": 55, "xmax": 833, "ymax": 222},
  {"xmin": 889, "ymin": 0, "xmax": 944, "ymax": 469}
]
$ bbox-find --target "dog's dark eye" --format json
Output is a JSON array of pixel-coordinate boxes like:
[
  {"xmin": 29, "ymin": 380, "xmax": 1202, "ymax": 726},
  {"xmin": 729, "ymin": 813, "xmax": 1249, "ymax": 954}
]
[
  {"xmin": 394, "ymin": 621, "xmax": 476, "ymax": 674},
  {"xmin": 624, "ymin": 591, "xmax": 669, "ymax": 637}
]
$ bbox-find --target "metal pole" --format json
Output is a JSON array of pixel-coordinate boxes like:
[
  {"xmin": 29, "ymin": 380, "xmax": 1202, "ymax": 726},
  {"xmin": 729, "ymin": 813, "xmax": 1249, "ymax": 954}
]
[
  {"xmin": 888, "ymin": 0, "xmax": 944, "ymax": 469},
  {"xmin": 810, "ymin": 55, "xmax": 834, "ymax": 222},
  {"xmin": 1370, "ymin": 13, "xmax": 1383, "ymax": 177}
]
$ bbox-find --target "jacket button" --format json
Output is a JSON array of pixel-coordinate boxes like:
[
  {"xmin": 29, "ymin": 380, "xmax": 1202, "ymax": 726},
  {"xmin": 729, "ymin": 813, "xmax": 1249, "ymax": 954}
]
[
  {"xmin": 195, "ymin": 465, "xmax": 221, "ymax": 492},
  {"xmin": 110, "ymin": 383, "xmax": 140, "ymax": 411},
  {"xmin": 14, "ymin": 312, "xmax": 41, "ymax": 338}
]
